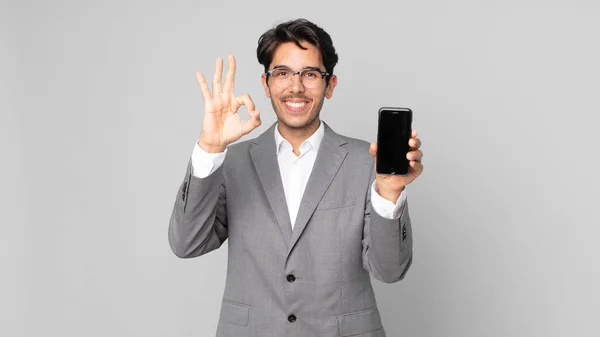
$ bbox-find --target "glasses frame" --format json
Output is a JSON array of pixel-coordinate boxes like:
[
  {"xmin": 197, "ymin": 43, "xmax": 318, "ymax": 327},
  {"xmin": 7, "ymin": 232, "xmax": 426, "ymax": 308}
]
[{"xmin": 265, "ymin": 66, "xmax": 330, "ymax": 88}]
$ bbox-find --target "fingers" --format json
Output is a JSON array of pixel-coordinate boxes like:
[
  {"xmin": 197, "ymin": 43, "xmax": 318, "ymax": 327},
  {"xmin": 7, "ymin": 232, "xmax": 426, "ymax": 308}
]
[
  {"xmin": 408, "ymin": 128, "xmax": 424, "ymax": 166},
  {"xmin": 231, "ymin": 94, "xmax": 256, "ymax": 113},
  {"xmin": 407, "ymin": 129, "xmax": 423, "ymax": 161},
  {"xmin": 409, "ymin": 129, "xmax": 421, "ymax": 153},
  {"xmin": 198, "ymin": 55, "xmax": 235, "ymax": 100},
  {"xmin": 241, "ymin": 108, "xmax": 262, "ymax": 134},
  {"xmin": 407, "ymin": 150, "xmax": 423, "ymax": 162},
  {"xmin": 212, "ymin": 57, "xmax": 223, "ymax": 98},
  {"xmin": 231, "ymin": 93, "xmax": 261, "ymax": 135},
  {"xmin": 409, "ymin": 137, "xmax": 421, "ymax": 150},
  {"xmin": 223, "ymin": 55, "xmax": 236, "ymax": 95},
  {"xmin": 410, "ymin": 161, "xmax": 424, "ymax": 175},
  {"xmin": 196, "ymin": 71, "xmax": 211, "ymax": 101},
  {"xmin": 369, "ymin": 143, "xmax": 377, "ymax": 158}
]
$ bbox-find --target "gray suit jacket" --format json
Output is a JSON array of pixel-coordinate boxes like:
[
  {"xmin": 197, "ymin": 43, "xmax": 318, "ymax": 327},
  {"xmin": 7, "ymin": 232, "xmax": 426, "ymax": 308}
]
[{"xmin": 169, "ymin": 122, "xmax": 413, "ymax": 337}]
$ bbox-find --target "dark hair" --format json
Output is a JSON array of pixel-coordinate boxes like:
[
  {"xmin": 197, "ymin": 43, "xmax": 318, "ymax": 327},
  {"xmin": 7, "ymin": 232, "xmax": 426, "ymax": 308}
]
[{"xmin": 257, "ymin": 18, "xmax": 338, "ymax": 84}]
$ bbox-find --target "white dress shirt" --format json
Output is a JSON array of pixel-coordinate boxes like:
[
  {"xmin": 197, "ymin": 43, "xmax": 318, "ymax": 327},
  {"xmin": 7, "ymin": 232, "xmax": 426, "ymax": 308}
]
[{"xmin": 190, "ymin": 122, "xmax": 407, "ymax": 228}]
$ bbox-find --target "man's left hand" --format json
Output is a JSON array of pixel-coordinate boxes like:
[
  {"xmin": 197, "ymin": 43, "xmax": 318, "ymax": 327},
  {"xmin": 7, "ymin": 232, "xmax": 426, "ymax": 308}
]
[{"xmin": 369, "ymin": 129, "xmax": 424, "ymax": 203}]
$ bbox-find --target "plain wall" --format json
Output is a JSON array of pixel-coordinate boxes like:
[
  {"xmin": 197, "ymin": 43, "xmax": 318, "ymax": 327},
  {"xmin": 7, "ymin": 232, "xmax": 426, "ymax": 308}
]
[{"xmin": 2, "ymin": 0, "xmax": 599, "ymax": 336}]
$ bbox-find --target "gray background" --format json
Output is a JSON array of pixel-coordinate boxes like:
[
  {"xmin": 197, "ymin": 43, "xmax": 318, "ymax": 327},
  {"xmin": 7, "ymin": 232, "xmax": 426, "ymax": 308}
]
[{"xmin": 2, "ymin": 0, "xmax": 599, "ymax": 336}]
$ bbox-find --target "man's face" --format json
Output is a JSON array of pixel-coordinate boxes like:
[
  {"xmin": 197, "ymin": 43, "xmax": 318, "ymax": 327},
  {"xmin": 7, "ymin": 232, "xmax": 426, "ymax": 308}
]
[{"xmin": 261, "ymin": 41, "xmax": 337, "ymax": 133}]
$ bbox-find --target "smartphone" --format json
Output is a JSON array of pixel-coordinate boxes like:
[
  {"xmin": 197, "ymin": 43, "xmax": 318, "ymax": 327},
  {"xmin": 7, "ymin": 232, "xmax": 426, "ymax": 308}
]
[{"xmin": 376, "ymin": 107, "xmax": 413, "ymax": 175}]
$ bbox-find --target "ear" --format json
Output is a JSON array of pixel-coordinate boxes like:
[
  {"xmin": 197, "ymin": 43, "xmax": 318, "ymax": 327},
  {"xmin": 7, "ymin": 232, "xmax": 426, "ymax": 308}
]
[
  {"xmin": 324, "ymin": 74, "xmax": 338, "ymax": 99},
  {"xmin": 261, "ymin": 73, "xmax": 271, "ymax": 98}
]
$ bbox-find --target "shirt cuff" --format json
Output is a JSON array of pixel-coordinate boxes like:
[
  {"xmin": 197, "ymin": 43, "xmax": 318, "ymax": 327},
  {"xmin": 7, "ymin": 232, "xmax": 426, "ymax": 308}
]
[
  {"xmin": 370, "ymin": 181, "xmax": 407, "ymax": 220},
  {"xmin": 190, "ymin": 140, "xmax": 227, "ymax": 178}
]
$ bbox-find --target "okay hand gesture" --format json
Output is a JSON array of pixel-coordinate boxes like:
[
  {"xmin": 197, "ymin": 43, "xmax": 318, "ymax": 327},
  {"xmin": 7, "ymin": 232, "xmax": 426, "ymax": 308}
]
[{"xmin": 196, "ymin": 55, "xmax": 261, "ymax": 153}]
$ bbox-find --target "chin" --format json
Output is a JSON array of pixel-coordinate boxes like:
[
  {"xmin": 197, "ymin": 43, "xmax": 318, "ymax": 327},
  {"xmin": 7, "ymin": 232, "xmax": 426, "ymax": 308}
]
[
  {"xmin": 281, "ymin": 115, "xmax": 319, "ymax": 130},
  {"xmin": 283, "ymin": 120, "xmax": 310, "ymax": 129}
]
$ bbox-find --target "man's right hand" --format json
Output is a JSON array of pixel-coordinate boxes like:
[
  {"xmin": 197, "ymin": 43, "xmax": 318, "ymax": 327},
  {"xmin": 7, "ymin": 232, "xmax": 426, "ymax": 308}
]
[{"xmin": 196, "ymin": 55, "xmax": 261, "ymax": 153}]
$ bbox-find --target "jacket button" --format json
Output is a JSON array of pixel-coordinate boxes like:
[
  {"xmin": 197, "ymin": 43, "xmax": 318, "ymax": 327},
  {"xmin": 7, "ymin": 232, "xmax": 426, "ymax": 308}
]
[
  {"xmin": 287, "ymin": 314, "xmax": 296, "ymax": 323},
  {"xmin": 286, "ymin": 274, "xmax": 296, "ymax": 283},
  {"xmin": 181, "ymin": 182, "xmax": 187, "ymax": 201}
]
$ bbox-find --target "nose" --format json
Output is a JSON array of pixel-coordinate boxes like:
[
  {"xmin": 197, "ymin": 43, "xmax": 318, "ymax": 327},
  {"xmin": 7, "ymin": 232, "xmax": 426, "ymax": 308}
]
[{"xmin": 289, "ymin": 73, "xmax": 305, "ymax": 93}]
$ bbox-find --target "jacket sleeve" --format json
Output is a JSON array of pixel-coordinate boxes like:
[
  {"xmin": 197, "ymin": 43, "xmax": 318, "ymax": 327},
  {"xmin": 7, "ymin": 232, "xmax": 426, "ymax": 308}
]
[
  {"xmin": 362, "ymin": 169, "xmax": 414, "ymax": 283},
  {"xmin": 168, "ymin": 159, "xmax": 228, "ymax": 258}
]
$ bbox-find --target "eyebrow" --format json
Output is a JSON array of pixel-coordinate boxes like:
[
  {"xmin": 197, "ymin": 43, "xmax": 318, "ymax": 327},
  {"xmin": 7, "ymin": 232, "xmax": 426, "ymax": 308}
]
[{"xmin": 272, "ymin": 65, "xmax": 324, "ymax": 72}]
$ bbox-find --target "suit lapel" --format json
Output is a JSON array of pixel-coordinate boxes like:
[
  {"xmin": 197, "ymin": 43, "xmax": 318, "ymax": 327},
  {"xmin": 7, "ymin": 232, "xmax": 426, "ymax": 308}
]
[
  {"xmin": 249, "ymin": 124, "xmax": 293, "ymax": 247},
  {"xmin": 287, "ymin": 123, "xmax": 348, "ymax": 258}
]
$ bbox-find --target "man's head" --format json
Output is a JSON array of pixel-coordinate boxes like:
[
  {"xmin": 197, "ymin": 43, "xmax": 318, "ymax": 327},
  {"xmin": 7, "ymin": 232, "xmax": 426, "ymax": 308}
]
[{"xmin": 257, "ymin": 18, "xmax": 338, "ymax": 134}]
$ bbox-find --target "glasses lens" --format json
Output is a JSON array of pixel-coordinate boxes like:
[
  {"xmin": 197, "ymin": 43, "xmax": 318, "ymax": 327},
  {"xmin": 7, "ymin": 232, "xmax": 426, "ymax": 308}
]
[
  {"xmin": 300, "ymin": 70, "xmax": 322, "ymax": 88},
  {"xmin": 271, "ymin": 69, "xmax": 291, "ymax": 88}
]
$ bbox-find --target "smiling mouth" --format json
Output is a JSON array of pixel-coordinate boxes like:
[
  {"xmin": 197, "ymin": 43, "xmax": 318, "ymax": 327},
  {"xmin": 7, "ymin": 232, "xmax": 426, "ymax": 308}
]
[{"xmin": 285, "ymin": 101, "xmax": 307, "ymax": 109}]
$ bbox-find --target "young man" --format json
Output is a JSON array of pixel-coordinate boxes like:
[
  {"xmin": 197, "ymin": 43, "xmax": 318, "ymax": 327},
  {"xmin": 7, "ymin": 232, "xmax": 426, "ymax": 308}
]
[{"xmin": 169, "ymin": 18, "xmax": 423, "ymax": 337}]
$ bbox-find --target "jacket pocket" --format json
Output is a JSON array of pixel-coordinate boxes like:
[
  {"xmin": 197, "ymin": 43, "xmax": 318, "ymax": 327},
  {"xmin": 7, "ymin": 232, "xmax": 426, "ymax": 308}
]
[
  {"xmin": 337, "ymin": 307, "xmax": 382, "ymax": 336},
  {"xmin": 220, "ymin": 299, "xmax": 249, "ymax": 326},
  {"xmin": 316, "ymin": 198, "xmax": 356, "ymax": 210}
]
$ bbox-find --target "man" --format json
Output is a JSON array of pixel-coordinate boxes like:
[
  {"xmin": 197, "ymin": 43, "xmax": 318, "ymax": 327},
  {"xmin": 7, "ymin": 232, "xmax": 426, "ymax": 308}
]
[{"xmin": 169, "ymin": 18, "xmax": 423, "ymax": 337}]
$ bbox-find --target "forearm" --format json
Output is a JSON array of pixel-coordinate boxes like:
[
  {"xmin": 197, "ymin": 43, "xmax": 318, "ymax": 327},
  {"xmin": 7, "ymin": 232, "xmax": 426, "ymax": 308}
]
[
  {"xmin": 168, "ymin": 160, "xmax": 228, "ymax": 258},
  {"xmin": 363, "ymin": 204, "xmax": 413, "ymax": 283}
]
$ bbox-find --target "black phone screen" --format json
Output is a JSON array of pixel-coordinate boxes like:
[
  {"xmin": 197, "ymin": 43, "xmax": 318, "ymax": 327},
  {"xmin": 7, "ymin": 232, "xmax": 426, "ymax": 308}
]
[{"xmin": 376, "ymin": 108, "xmax": 412, "ymax": 175}]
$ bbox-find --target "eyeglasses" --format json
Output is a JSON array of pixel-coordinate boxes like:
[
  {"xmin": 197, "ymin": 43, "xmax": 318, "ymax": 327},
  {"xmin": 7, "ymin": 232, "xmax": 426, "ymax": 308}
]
[{"xmin": 265, "ymin": 67, "xmax": 329, "ymax": 89}]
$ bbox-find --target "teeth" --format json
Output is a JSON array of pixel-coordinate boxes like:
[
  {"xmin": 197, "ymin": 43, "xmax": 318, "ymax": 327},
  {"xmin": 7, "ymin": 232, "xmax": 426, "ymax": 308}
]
[{"xmin": 285, "ymin": 102, "xmax": 306, "ymax": 108}]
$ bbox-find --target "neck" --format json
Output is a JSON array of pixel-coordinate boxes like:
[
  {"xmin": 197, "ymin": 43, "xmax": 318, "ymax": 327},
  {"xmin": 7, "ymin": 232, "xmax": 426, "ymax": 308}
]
[{"xmin": 277, "ymin": 119, "xmax": 321, "ymax": 156}]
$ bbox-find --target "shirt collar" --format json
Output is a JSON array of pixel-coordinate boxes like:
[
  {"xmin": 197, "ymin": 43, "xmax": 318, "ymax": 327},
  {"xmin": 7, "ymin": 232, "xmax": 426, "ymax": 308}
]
[{"xmin": 274, "ymin": 121, "xmax": 325, "ymax": 156}]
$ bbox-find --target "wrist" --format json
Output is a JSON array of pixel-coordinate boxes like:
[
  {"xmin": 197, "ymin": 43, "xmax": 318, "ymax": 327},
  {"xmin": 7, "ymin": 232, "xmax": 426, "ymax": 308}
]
[
  {"xmin": 376, "ymin": 182, "xmax": 405, "ymax": 204},
  {"xmin": 197, "ymin": 140, "xmax": 226, "ymax": 153}
]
